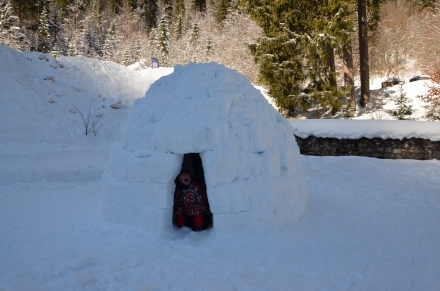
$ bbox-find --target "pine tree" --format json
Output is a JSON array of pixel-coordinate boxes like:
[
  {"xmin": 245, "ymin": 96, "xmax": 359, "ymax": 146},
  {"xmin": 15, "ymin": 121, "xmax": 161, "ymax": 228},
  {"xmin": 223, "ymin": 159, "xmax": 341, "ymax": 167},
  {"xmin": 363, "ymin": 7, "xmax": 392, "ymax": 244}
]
[
  {"xmin": 148, "ymin": 26, "xmax": 158, "ymax": 59},
  {"xmin": 123, "ymin": 48, "xmax": 131, "ymax": 66},
  {"xmin": 68, "ymin": 38, "xmax": 77, "ymax": 56},
  {"xmin": 161, "ymin": 0, "xmax": 173, "ymax": 24},
  {"xmin": 51, "ymin": 42, "xmax": 61, "ymax": 58},
  {"xmin": 174, "ymin": 0, "xmax": 185, "ymax": 21},
  {"xmin": 79, "ymin": 27, "xmax": 93, "ymax": 56},
  {"xmin": 0, "ymin": 0, "xmax": 25, "ymax": 50},
  {"xmin": 157, "ymin": 16, "xmax": 170, "ymax": 66},
  {"xmin": 37, "ymin": 6, "xmax": 51, "ymax": 53},
  {"xmin": 190, "ymin": 22, "xmax": 199, "ymax": 63},
  {"xmin": 140, "ymin": 0, "xmax": 158, "ymax": 31},
  {"xmin": 193, "ymin": 0, "xmax": 206, "ymax": 13},
  {"xmin": 49, "ymin": 2, "xmax": 65, "ymax": 56},
  {"xmin": 387, "ymin": 83, "xmax": 413, "ymax": 120},
  {"xmin": 134, "ymin": 36, "xmax": 142, "ymax": 61},
  {"xmin": 9, "ymin": 0, "xmax": 39, "ymax": 25},
  {"xmin": 205, "ymin": 35, "xmax": 213, "ymax": 62},
  {"xmin": 102, "ymin": 22, "xmax": 117, "ymax": 61},
  {"xmin": 216, "ymin": 0, "xmax": 231, "ymax": 23},
  {"xmin": 174, "ymin": 14, "xmax": 184, "ymax": 40},
  {"xmin": 244, "ymin": 0, "xmax": 355, "ymax": 117}
]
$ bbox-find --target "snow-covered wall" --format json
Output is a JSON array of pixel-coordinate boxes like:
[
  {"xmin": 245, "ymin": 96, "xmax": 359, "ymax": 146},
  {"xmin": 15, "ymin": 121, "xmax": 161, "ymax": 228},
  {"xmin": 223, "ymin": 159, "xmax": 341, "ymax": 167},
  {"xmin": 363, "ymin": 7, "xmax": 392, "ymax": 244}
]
[
  {"xmin": 290, "ymin": 120, "xmax": 440, "ymax": 141},
  {"xmin": 102, "ymin": 63, "xmax": 307, "ymax": 234}
]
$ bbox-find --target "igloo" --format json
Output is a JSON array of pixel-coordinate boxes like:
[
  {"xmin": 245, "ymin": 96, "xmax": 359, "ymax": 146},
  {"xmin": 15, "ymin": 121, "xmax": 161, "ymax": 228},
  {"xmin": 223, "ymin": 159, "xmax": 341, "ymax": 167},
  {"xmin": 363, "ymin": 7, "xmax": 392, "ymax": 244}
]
[{"xmin": 102, "ymin": 63, "xmax": 307, "ymax": 234}]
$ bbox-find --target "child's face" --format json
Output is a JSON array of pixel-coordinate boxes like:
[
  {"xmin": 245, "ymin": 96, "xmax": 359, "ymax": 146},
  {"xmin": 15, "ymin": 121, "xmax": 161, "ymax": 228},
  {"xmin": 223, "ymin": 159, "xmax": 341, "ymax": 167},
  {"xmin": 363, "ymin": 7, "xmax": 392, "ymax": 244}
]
[{"xmin": 179, "ymin": 173, "xmax": 191, "ymax": 185}]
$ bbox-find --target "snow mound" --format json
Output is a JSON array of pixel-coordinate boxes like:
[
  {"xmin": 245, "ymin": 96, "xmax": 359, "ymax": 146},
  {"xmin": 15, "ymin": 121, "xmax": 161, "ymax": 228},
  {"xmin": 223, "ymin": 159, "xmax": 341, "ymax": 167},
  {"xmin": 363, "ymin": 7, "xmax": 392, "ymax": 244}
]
[
  {"xmin": 102, "ymin": 62, "xmax": 307, "ymax": 234},
  {"xmin": 0, "ymin": 44, "xmax": 173, "ymax": 152}
]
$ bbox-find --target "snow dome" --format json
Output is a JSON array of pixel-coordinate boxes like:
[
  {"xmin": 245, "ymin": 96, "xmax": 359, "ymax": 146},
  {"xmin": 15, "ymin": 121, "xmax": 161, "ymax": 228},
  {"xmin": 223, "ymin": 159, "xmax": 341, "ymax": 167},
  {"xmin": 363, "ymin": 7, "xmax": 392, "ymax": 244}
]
[{"xmin": 102, "ymin": 62, "xmax": 307, "ymax": 234}]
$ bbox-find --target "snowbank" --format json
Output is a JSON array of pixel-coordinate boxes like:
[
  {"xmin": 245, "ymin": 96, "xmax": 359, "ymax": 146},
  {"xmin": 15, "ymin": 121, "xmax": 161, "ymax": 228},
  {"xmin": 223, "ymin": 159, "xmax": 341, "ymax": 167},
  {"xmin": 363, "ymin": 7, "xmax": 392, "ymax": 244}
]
[
  {"xmin": 290, "ymin": 119, "xmax": 440, "ymax": 141},
  {"xmin": 0, "ymin": 44, "xmax": 173, "ymax": 152},
  {"xmin": 102, "ymin": 62, "xmax": 307, "ymax": 234}
]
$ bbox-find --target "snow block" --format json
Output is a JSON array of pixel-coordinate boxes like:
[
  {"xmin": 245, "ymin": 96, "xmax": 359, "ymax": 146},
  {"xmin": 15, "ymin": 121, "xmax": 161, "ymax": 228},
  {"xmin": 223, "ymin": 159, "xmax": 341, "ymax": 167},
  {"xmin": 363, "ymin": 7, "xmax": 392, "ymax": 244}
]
[
  {"xmin": 249, "ymin": 125, "xmax": 273, "ymax": 152},
  {"xmin": 131, "ymin": 182, "xmax": 174, "ymax": 209},
  {"xmin": 201, "ymin": 147, "xmax": 237, "ymax": 188},
  {"xmin": 235, "ymin": 150, "xmax": 251, "ymax": 180},
  {"xmin": 149, "ymin": 152, "xmax": 182, "ymax": 184},
  {"xmin": 126, "ymin": 155, "xmax": 152, "ymax": 183},
  {"xmin": 262, "ymin": 149, "xmax": 281, "ymax": 177},
  {"xmin": 208, "ymin": 180, "xmax": 250, "ymax": 214}
]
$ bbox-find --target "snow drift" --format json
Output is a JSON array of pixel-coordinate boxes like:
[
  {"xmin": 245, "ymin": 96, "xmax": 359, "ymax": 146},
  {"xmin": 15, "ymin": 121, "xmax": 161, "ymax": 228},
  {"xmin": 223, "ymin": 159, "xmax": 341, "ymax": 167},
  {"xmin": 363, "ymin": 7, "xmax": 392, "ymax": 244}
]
[{"xmin": 102, "ymin": 62, "xmax": 307, "ymax": 233}]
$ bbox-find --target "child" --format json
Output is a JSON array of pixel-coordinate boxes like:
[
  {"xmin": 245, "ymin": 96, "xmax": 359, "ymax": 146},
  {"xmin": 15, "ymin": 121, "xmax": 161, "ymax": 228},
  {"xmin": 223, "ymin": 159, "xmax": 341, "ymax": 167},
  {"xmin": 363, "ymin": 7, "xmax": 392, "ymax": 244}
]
[{"xmin": 173, "ymin": 167, "xmax": 210, "ymax": 231}]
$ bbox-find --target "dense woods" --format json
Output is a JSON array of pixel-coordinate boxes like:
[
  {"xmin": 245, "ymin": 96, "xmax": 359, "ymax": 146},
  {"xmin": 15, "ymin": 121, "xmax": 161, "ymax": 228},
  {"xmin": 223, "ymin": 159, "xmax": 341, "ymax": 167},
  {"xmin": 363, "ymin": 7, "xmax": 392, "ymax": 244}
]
[{"xmin": 1, "ymin": 0, "xmax": 439, "ymax": 118}]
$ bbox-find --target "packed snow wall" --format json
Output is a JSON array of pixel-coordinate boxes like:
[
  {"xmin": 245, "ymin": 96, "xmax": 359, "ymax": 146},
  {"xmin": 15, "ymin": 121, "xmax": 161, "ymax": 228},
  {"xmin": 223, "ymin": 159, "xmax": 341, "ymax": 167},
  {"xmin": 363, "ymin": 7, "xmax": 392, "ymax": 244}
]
[{"xmin": 102, "ymin": 62, "xmax": 307, "ymax": 233}]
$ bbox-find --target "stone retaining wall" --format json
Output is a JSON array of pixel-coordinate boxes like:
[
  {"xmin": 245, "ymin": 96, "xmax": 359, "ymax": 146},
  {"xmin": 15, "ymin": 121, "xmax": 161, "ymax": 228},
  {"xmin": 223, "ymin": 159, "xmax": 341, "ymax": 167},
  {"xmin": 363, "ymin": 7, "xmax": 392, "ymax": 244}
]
[{"xmin": 295, "ymin": 136, "xmax": 440, "ymax": 160}]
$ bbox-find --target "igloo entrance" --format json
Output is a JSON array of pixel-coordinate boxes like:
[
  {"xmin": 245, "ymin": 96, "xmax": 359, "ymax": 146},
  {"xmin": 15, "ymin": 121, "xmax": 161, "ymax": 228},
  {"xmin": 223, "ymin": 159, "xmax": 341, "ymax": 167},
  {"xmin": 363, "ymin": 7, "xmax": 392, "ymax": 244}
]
[{"xmin": 173, "ymin": 153, "xmax": 213, "ymax": 230}]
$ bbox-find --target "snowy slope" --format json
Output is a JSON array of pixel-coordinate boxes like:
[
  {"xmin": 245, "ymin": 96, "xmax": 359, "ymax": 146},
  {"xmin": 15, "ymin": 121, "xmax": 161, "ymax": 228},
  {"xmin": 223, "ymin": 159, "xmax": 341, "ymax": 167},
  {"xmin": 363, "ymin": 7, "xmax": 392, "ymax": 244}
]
[
  {"xmin": 0, "ymin": 44, "xmax": 172, "ymax": 185},
  {"xmin": 1, "ymin": 46, "xmax": 440, "ymax": 291},
  {"xmin": 0, "ymin": 44, "xmax": 172, "ymax": 152}
]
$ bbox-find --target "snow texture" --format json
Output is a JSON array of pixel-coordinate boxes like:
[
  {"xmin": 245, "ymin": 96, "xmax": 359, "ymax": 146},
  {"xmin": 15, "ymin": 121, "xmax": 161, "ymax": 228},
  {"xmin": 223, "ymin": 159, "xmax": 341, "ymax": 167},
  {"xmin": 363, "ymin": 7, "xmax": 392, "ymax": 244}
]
[{"xmin": 102, "ymin": 62, "xmax": 307, "ymax": 233}]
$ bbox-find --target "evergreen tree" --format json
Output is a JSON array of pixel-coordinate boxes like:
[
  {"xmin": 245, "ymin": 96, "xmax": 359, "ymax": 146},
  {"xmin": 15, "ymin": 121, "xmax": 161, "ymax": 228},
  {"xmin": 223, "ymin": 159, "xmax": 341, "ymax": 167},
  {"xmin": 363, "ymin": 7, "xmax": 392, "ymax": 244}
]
[
  {"xmin": 0, "ymin": 0, "xmax": 26, "ymax": 50},
  {"xmin": 68, "ymin": 38, "xmax": 77, "ymax": 56},
  {"xmin": 161, "ymin": 0, "xmax": 173, "ymax": 24},
  {"xmin": 9, "ymin": 0, "xmax": 39, "ymax": 25},
  {"xmin": 37, "ymin": 6, "xmax": 51, "ymax": 53},
  {"xmin": 134, "ymin": 36, "xmax": 142, "ymax": 60},
  {"xmin": 49, "ymin": 2, "xmax": 65, "ymax": 56},
  {"xmin": 387, "ymin": 83, "xmax": 413, "ymax": 120},
  {"xmin": 216, "ymin": 0, "xmax": 231, "ymax": 23},
  {"xmin": 193, "ymin": 0, "xmax": 206, "ymax": 12},
  {"xmin": 148, "ymin": 26, "xmax": 158, "ymax": 58},
  {"xmin": 51, "ymin": 42, "xmax": 61, "ymax": 58},
  {"xmin": 79, "ymin": 27, "xmax": 93, "ymax": 56},
  {"xmin": 244, "ymin": 0, "xmax": 354, "ymax": 117},
  {"xmin": 102, "ymin": 22, "xmax": 118, "ymax": 60},
  {"xmin": 205, "ymin": 35, "xmax": 213, "ymax": 62},
  {"xmin": 108, "ymin": 0, "xmax": 123, "ymax": 14},
  {"xmin": 190, "ymin": 22, "xmax": 199, "ymax": 63},
  {"xmin": 140, "ymin": 0, "xmax": 157, "ymax": 31},
  {"xmin": 157, "ymin": 16, "xmax": 170, "ymax": 65},
  {"xmin": 123, "ymin": 48, "xmax": 131, "ymax": 66},
  {"xmin": 174, "ymin": 14, "xmax": 184, "ymax": 40},
  {"xmin": 66, "ymin": 0, "xmax": 86, "ymax": 40},
  {"xmin": 174, "ymin": 0, "xmax": 185, "ymax": 21}
]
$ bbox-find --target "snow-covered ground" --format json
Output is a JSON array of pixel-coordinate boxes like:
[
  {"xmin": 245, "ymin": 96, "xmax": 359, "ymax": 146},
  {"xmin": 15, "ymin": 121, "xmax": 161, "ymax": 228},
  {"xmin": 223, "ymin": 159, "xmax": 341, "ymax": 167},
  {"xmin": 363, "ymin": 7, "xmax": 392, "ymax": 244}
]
[{"xmin": 1, "ymin": 45, "xmax": 440, "ymax": 290}]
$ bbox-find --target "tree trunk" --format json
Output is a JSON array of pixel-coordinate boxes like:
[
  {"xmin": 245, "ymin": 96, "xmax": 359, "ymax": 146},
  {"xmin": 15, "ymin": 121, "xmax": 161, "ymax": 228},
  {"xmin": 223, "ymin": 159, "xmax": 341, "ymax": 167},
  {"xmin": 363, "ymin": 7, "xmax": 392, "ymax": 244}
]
[
  {"xmin": 358, "ymin": 0, "xmax": 370, "ymax": 107},
  {"xmin": 327, "ymin": 44, "xmax": 338, "ymax": 116},
  {"xmin": 327, "ymin": 43, "xmax": 337, "ymax": 87},
  {"xmin": 344, "ymin": 40, "xmax": 356, "ymax": 117}
]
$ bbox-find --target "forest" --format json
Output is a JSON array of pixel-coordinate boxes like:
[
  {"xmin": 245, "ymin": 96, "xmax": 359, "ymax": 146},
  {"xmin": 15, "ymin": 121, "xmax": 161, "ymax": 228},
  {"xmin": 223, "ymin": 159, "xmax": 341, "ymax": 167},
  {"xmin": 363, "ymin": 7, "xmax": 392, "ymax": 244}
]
[{"xmin": 1, "ymin": 0, "xmax": 439, "ymax": 117}]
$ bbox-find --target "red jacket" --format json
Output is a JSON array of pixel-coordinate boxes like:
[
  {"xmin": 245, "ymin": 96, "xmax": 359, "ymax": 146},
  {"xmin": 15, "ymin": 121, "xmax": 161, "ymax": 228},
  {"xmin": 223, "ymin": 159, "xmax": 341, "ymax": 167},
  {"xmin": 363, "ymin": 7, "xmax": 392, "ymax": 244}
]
[{"xmin": 174, "ymin": 180, "xmax": 208, "ymax": 216}]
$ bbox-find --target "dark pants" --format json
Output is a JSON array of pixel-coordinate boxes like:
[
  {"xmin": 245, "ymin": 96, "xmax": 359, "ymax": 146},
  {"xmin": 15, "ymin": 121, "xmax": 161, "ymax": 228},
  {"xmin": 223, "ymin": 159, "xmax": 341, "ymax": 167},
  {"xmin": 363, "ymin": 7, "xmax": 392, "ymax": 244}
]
[{"xmin": 174, "ymin": 214, "xmax": 212, "ymax": 231}]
